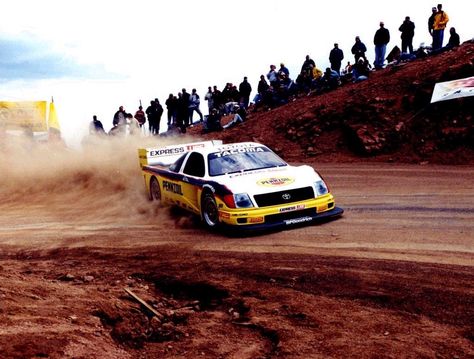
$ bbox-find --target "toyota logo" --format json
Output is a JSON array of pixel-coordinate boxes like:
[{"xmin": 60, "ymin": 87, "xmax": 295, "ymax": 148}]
[{"xmin": 282, "ymin": 193, "xmax": 291, "ymax": 200}]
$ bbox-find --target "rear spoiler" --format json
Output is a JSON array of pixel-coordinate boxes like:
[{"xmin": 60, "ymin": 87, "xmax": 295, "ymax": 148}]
[{"xmin": 138, "ymin": 140, "xmax": 223, "ymax": 168}]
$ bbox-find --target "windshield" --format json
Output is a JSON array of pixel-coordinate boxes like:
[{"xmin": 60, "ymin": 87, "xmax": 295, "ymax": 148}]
[{"xmin": 208, "ymin": 146, "xmax": 287, "ymax": 176}]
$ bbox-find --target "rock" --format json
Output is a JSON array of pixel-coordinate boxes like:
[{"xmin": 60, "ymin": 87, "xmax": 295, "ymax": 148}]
[
  {"xmin": 83, "ymin": 275, "xmax": 94, "ymax": 283},
  {"xmin": 58, "ymin": 273, "xmax": 75, "ymax": 281}
]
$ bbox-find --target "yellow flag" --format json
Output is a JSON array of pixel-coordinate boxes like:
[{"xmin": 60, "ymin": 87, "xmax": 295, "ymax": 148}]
[{"xmin": 48, "ymin": 101, "xmax": 61, "ymax": 131}]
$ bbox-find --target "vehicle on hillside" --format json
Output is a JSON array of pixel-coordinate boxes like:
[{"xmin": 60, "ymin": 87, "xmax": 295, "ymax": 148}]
[{"xmin": 138, "ymin": 140, "xmax": 343, "ymax": 231}]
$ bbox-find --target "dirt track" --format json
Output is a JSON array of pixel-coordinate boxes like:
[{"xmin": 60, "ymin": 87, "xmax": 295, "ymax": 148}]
[{"xmin": 0, "ymin": 146, "xmax": 473, "ymax": 359}]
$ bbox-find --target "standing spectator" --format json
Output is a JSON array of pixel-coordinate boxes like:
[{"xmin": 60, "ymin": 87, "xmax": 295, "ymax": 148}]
[
  {"xmin": 301, "ymin": 55, "xmax": 316, "ymax": 73},
  {"xmin": 373, "ymin": 22, "xmax": 390, "ymax": 69},
  {"xmin": 238, "ymin": 77, "xmax": 252, "ymax": 109},
  {"xmin": 399, "ymin": 16, "xmax": 415, "ymax": 54},
  {"xmin": 432, "ymin": 4, "xmax": 449, "ymax": 51},
  {"xmin": 145, "ymin": 100, "xmax": 155, "ymax": 135},
  {"xmin": 445, "ymin": 27, "xmax": 460, "ymax": 49},
  {"xmin": 351, "ymin": 36, "xmax": 367, "ymax": 62},
  {"xmin": 267, "ymin": 64, "xmax": 278, "ymax": 87},
  {"xmin": 165, "ymin": 94, "xmax": 176, "ymax": 128},
  {"xmin": 189, "ymin": 88, "xmax": 203, "ymax": 123},
  {"xmin": 428, "ymin": 6, "xmax": 437, "ymax": 39},
  {"xmin": 112, "ymin": 106, "xmax": 127, "ymax": 127},
  {"xmin": 176, "ymin": 92, "xmax": 188, "ymax": 133},
  {"xmin": 212, "ymin": 85, "xmax": 223, "ymax": 114},
  {"xmin": 134, "ymin": 105, "xmax": 146, "ymax": 128},
  {"xmin": 329, "ymin": 43, "xmax": 344, "ymax": 74},
  {"xmin": 181, "ymin": 89, "xmax": 191, "ymax": 127},
  {"xmin": 204, "ymin": 86, "xmax": 214, "ymax": 113}
]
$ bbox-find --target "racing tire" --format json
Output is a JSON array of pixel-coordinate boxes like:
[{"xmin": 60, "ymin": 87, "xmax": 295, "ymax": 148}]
[
  {"xmin": 201, "ymin": 192, "xmax": 219, "ymax": 228},
  {"xmin": 150, "ymin": 177, "xmax": 161, "ymax": 202}
]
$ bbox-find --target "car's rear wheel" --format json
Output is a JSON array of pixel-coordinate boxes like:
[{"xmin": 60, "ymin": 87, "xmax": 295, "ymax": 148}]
[
  {"xmin": 201, "ymin": 192, "xmax": 219, "ymax": 228},
  {"xmin": 150, "ymin": 177, "xmax": 161, "ymax": 201}
]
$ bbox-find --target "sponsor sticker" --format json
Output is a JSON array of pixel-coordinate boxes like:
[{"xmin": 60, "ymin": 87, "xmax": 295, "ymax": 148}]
[
  {"xmin": 284, "ymin": 217, "xmax": 313, "ymax": 225},
  {"xmin": 162, "ymin": 180, "xmax": 183, "ymax": 195},
  {"xmin": 279, "ymin": 204, "xmax": 305, "ymax": 213},
  {"xmin": 149, "ymin": 147, "xmax": 185, "ymax": 157},
  {"xmin": 257, "ymin": 177, "xmax": 295, "ymax": 187}
]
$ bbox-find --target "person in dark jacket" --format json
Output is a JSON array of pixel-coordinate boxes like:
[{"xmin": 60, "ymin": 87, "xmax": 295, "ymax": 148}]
[
  {"xmin": 445, "ymin": 27, "xmax": 460, "ymax": 49},
  {"xmin": 329, "ymin": 43, "xmax": 344, "ymax": 74},
  {"xmin": 238, "ymin": 77, "xmax": 252, "ymax": 109},
  {"xmin": 399, "ymin": 16, "xmax": 415, "ymax": 54},
  {"xmin": 373, "ymin": 21, "xmax": 390, "ymax": 69},
  {"xmin": 428, "ymin": 6, "xmax": 437, "ymax": 38},
  {"xmin": 351, "ymin": 36, "xmax": 367, "ymax": 62}
]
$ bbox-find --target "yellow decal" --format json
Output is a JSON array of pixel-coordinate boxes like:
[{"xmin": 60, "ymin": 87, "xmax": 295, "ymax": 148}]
[{"xmin": 257, "ymin": 177, "xmax": 295, "ymax": 187}]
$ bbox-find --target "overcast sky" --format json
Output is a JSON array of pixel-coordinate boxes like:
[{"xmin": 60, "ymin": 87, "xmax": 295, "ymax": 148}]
[{"xmin": 1, "ymin": 0, "xmax": 472, "ymax": 147}]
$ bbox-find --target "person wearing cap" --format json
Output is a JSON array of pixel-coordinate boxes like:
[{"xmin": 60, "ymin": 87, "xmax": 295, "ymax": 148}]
[
  {"xmin": 373, "ymin": 21, "xmax": 390, "ymax": 70},
  {"xmin": 432, "ymin": 4, "xmax": 449, "ymax": 50},
  {"xmin": 428, "ymin": 6, "xmax": 437, "ymax": 45},
  {"xmin": 329, "ymin": 43, "xmax": 344, "ymax": 75}
]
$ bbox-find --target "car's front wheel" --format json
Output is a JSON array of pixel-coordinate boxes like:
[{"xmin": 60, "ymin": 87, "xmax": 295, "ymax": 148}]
[
  {"xmin": 201, "ymin": 192, "xmax": 219, "ymax": 228},
  {"xmin": 150, "ymin": 177, "xmax": 161, "ymax": 201}
]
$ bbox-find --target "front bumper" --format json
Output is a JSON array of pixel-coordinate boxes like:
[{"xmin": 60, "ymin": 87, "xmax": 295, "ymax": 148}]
[{"xmin": 217, "ymin": 194, "xmax": 343, "ymax": 231}]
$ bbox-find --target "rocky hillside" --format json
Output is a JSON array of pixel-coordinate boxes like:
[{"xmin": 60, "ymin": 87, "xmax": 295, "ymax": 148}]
[{"xmin": 191, "ymin": 41, "xmax": 474, "ymax": 164}]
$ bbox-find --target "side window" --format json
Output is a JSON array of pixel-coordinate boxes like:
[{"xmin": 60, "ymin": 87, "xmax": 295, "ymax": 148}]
[
  {"xmin": 183, "ymin": 152, "xmax": 205, "ymax": 177},
  {"xmin": 169, "ymin": 153, "xmax": 187, "ymax": 173}
]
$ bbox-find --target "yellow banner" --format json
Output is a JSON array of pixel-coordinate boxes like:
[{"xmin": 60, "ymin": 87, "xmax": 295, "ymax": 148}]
[{"xmin": 0, "ymin": 101, "xmax": 48, "ymax": 132}]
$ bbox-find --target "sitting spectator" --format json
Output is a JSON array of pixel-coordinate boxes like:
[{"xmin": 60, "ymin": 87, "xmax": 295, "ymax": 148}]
[
  {"xmin": 279, "ymin": 63, "xmax": 290, "ymax": 77},
  {"xmin": 202, "ymin": 108, "xmax": 222, "ymax": 133},
  {"xmin": 319, "ymin": 68, "xmax": 341, "ymax": 91},
  {"xmin": 301, "ymin": 55, "xmax": 316, "ymax": 73},
  {"xmin": 445, "ymin": 27, "xmax": 460, "ymax": 49},
  {"xmin": 223, "ymin": 105, "xmax": 247, "ymax": 129},
  {"xmin": 352, "ymin": 57, "xmax": 371, "ymax": 82},
  {"xmin": 89, "ymin": 115, "xmax": 105, "ymax": 136}
]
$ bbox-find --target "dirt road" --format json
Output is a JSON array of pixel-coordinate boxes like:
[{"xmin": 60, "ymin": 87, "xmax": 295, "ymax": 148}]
[{"xmin": 0, "ymin": 151, "xmax": 473, "ymax": 358}]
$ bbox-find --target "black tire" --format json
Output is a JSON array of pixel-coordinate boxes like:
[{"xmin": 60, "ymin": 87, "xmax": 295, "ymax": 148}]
[
  {"xmin": 201, "ymin": 192, "xmax": 219, "ymax": 228},
  {"xmin": 150, "ymin": 177, "xmax": 161, "ymax": 201}
]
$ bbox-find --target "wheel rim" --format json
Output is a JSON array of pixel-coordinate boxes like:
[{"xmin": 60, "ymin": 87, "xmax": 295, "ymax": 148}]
[
  {"xmin": 203, "ymin": 195, "xmax": 219, "ymax": 226},
  {"xmin": 150, "ymin": 178, "xmax": 161, "ymax": 201}
]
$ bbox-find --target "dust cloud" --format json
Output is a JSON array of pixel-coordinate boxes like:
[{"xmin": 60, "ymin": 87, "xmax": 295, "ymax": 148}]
[{"xmin": 0, "ymin": 133, "xmax": 199, "ymax": 227}]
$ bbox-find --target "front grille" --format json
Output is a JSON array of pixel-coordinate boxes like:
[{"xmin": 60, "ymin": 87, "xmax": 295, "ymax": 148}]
[
  {"xmin": 253, "ymin": 186, "xmax": 315, "ymax": 207},
  {"xmin": 265, "ymin": 208, "xmax": 316, "ymax": 224}
]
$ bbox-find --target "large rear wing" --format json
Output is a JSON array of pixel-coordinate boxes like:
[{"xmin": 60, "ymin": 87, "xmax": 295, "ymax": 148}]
[{"xmin": 138, "ymin": 140, "xmax": 223, "ymax": 168}]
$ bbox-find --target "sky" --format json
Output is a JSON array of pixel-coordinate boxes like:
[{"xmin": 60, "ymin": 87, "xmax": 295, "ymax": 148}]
[{"xmin": 0, "ymin": 0, "xmax": 472, "ymax": 147}]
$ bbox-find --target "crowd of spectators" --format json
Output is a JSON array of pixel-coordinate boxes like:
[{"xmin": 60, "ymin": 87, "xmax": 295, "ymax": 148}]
[{"xmin": 89, "ymin": 3, "xmax": 461, "ymax": 138}]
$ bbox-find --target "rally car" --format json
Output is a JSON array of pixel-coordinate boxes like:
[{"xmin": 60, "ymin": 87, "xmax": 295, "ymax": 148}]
[{"xmin": 138, "ymin": 140, "xmax": 343, "ymax": 231}]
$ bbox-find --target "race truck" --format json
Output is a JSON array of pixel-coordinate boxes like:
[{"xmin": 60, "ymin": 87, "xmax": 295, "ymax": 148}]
[{"xmin": 138, "ymin": 140, "xmax": 343, "ymax": 231}]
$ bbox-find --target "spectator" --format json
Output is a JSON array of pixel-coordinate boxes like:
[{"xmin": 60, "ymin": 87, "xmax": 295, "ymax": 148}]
[
  {"xmin": 151, "ymin": 99, "xmax": 164, "ymax": 135},
  {"xmin": 445, "ymin": 27, "xmax": 460, "ymax": 49},
  {"xmin": 432, "ymin": 4, "xmax": 449, "ymax": 50},
  {"xmin": 321, "ymin": 67, "xmax": 341, "ymax": 91},
  {"xmin": 134, "ymin": 105, "xmax": 146, "ymax": 128},
  {"xmin": 301, "ymin": 55, "xmax": 316, "ymax": 73},
  {"xmin": 399, "ymin": 16, "xmax": 415, "ymax": 54},
  {"xmin": 279, "ymin": 63, "xmax": 290, "ymax": 77},
  {"xmin": 204, "ymin": 86, "xmax": 214, "ymax": 113},
  {"xmin": 202, "ymin": 108, "xmax": 222, "ymax": 133},
  {"xmin": 89, "ymin": 115, "xmax": 105, "ymax": 135},
  {"xmin": 223, "ymin": 105, "xmax": 247, "ymax": 129},
  {"xmin": 374, "ymin": 21, "xmax": 390, "ymax": 69},
  {"xmin": 112, "ymin": 106, "xmax": 127, "ymax": 127},
  {"xmin": 428, "ymin": 6, "xmax": 437, "ymax": 40},
  {"xmin": 352, "ymin": 57, "xmax": 371, "ymax": 83},
  {"xmin": 181, "ymin": 89, "xmax": 191, "ymax": 127},
  {"xmin": 189, "ymin": 88, "xmax": 203, "ymax": 124},
  {"xmin": 329, "ymin": 43, "xmax": 344, "ymax": 74},
  {"xmin": 165, "ymin": 94, "xmax": 177, "ymax": 128},
  {"xmin": 238, "ymin": 77, "xmax": 252, "ymax": 109},
  {"xmin": 267, "ymin": 64, "xmax": 278, "ymax": 87},
  {"xmin": 351, "ymin": 36, "xmax": 367, "ymax": 62},
  {"xmin": 212, "ymin": 85, "xmax": 223, "ymax": 114}
]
